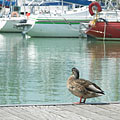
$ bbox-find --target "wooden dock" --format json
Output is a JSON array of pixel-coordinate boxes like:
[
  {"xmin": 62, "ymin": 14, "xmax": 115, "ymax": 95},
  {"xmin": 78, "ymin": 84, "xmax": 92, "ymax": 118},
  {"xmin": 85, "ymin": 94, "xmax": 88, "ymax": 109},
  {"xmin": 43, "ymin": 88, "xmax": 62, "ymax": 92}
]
[{"xmin": 0, "ymin": 103, "xmax": 120, "ymax": 120}]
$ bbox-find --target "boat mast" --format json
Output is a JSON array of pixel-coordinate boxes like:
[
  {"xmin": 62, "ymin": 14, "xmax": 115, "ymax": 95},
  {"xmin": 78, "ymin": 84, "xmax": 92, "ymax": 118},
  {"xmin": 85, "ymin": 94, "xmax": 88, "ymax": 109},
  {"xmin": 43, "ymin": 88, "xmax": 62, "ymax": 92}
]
[
  {"xmin": 23, "ymin": 0, "xmax": 26, "ymax": 16},
  {"xmin": 16, "ymin": 0, "xmax": 18, "ymax": 5},
  {"xmin": 2, "ymin": 0, "xmax": 5, "ymax": 16},
  {"xmin": 62, "ymin": 0, "xmax": 64, "ymax": 14}
]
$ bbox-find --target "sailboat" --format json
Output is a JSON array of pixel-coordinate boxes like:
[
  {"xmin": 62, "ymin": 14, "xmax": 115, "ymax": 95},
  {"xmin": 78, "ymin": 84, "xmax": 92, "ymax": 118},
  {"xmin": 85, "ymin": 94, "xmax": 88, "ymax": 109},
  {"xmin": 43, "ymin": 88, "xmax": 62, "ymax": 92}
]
[
  {"xmin": 0, "ymin": 0, "xmax": 27, "ymax": 33},
  {"xmin": 16, "ymin": 0, "xmax": 93, "ymax": 37}
]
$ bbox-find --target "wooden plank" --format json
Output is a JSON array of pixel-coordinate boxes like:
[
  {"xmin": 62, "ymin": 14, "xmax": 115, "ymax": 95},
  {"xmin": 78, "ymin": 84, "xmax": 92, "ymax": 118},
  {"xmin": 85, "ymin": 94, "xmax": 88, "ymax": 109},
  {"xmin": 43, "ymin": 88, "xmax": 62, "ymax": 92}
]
[
  {"xmin": 0, "ymin": 108, "xmax": 22, "ymax": 120},
  {"xmin": 97, "ymin": 104, "xmax": 120, "ymax": 114},
  {"xmin": 43, "ymin": 105, "xmax": 90, "ymax": 120},
  {"xmin": 0, "ymin": 103, "xmax": 120, "ymax": 120},
  {"xmin": 78, "ymin": 104, "xmax": 120, "ymax": 120},
  {"xmin": 59, "ymin": 104, "xmax": 114, "ymax": 120},
  {"xmin": 1, "ymin": 107, "xmax": 39, "ymax": 120},
  {"xmin": 25, "ymin": 106, "xmax": 62, "ymax": 120}
]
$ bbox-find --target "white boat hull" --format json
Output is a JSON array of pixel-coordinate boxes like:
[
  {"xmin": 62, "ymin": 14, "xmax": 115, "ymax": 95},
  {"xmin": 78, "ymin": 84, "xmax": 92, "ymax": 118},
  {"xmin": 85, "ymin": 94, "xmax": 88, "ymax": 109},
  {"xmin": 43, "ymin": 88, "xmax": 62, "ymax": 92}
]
[
  {"xmin": 27, "ymin": 23, "xmax": 80, "ymax": 37},
  {"xmin": 25, "ymin": 6, "xmax": 92, "ymax": 37},
  {"xmin": 26, "ymin": 15, "xmax": 91, "ymax": 38},
  {"xmin": 0, "ymin": 17, "xmax": 26, "ymax": 33}
]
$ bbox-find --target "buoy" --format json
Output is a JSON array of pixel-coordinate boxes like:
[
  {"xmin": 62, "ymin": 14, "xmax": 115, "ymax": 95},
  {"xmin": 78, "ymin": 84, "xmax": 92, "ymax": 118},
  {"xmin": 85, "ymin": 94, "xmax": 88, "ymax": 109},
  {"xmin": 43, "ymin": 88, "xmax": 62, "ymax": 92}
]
[{"xmin": 89, "ymin": 2, "xmax": 102, "ymax": 16}]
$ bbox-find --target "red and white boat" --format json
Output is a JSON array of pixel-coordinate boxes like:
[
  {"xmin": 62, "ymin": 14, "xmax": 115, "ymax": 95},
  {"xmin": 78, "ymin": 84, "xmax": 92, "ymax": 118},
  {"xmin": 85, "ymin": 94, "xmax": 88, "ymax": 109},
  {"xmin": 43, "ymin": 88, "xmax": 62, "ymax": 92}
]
[{"xmin": 85, "ymin": 1, "xmax": 120, "ymax": 41}]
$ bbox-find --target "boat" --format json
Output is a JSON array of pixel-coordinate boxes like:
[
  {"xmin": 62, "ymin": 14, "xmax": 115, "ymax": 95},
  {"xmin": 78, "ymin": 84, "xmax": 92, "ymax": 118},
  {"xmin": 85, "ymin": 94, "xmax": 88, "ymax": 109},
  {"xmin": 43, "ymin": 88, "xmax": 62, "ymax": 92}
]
[
  {"xmin": 0, "ymin": 0, "xmax": 27, "ymax": 33},
  {"xmin": 25, "ymin": 7, "xmax": 92, "ymax": 38},
  {"xmin": 0, "ymin": 16, "xmax": 27, "ymax": 33},
  {"xmin": 85, "ymin": 1, "xmax": 120, "ymax": 41},
  {"xmin": 16, "ymin": 0, "xmax": 93, "ymax": 38}
]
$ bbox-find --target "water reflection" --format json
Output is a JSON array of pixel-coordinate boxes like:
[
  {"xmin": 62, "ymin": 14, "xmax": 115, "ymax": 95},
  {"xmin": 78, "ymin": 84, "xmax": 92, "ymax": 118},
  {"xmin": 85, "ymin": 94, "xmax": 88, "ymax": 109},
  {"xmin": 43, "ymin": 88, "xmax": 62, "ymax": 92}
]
[
  {"xmin": 0, "ymin": 33, "xmax": 120, "ymax": 105},
  {"xmin": 25, "ymin": 37, "xmax": 88, "ymax": 104},
  {"xmin": 87, "ymin": 40, "xmax": 120, "ymax": 58},
  {"xmin": 87, "ymin": 40, "xmax": 120, "ymax": 102}
]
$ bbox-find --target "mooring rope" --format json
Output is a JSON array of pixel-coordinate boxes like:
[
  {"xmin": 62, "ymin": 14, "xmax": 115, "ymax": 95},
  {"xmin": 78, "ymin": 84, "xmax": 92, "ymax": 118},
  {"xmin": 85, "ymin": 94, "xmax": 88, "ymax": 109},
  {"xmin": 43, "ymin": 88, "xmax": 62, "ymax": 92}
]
[{"xmin": 103, "ymin": 21, "xmax": 107, "ymax": 58}]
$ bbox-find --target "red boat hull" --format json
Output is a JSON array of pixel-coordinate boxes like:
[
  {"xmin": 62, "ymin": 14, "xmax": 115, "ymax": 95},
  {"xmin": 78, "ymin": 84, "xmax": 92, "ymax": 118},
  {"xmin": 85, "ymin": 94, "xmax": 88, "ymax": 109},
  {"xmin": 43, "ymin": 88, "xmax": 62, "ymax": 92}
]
[{"xmin": 86, "ymin": 22, "xmax": 120, "ymax": 40}]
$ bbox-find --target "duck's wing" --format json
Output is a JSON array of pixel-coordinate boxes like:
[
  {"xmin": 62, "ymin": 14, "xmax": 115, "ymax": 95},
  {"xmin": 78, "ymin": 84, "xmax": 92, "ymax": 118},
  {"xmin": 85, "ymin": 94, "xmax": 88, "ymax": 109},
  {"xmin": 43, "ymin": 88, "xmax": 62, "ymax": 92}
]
[
  {"xmin": 70, "ymin": 80, "xmax": 86, "ymax": 93},
  {"xmin": 76, "ymin": 79, "xmax": 104, "ymax": 94},
  {"xmin": 86, "ymin": 83, "xmax": 104, "ymax": 94}
]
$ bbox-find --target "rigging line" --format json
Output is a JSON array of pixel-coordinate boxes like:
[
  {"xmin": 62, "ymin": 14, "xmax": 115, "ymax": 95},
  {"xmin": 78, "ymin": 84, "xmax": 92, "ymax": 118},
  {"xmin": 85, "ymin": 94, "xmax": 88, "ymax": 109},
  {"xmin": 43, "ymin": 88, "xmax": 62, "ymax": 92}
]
[
  {"xmin": 62, "ymin": 17, "xmax": 80, "ymax": 31},
  {"xmin": 46, "ymin": 16, "xmax": 80, "ymax": 31},
  {"xmin": 38, "ymin": 13, "xmax": 81, "ymax": 32},
  {"xmin": 61, "ymin": 16, "xmax": 86, "ymax": 32},
  {"xmin": 103, "ymin": 21, "xmax": 107, "ymax": 58}
]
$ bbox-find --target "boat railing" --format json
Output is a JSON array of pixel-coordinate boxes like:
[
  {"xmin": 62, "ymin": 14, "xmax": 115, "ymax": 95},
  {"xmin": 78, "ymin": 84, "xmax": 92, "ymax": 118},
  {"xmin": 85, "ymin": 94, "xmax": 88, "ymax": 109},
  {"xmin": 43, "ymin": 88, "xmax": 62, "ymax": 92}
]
[{"xmin": 98, "ymin": 10, "xmax": 120, "ymax": 22}]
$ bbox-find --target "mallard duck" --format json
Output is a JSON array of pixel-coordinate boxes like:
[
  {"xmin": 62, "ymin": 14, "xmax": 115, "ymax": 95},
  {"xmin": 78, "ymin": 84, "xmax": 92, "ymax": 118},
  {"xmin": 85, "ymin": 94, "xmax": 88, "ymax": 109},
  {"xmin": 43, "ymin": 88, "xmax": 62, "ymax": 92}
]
[{"xmin": 67, "ymin": 67, "xmax": 104, "ymax": 104}]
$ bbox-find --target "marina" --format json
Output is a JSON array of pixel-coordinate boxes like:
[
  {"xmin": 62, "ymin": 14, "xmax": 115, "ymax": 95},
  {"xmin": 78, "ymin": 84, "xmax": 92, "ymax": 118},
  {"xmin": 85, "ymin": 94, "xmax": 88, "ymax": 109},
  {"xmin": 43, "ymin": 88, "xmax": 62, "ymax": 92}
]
[{"xmin": 0, "ymin": 0, "xmax": 120, "ymax": 119}]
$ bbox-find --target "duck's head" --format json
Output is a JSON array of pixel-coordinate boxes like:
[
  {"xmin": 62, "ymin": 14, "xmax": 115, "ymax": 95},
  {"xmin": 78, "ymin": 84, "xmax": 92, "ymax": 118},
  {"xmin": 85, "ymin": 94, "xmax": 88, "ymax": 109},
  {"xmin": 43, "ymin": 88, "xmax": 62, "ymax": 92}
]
[{"xmin": 72, "ymin": 67, "xmax": 79, "ymax": 79}]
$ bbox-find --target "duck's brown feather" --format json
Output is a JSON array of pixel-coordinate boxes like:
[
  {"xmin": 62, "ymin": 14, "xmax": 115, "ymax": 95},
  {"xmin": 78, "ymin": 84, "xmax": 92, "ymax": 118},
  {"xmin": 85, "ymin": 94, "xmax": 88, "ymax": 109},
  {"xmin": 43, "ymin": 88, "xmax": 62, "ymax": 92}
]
[
  {"xmin": 67, "ymin": 75, "xmax": 104, "ymax": 99},
  {"xmin": 75, "ymin": 78, "xmax": 104, "ymax": 94}
]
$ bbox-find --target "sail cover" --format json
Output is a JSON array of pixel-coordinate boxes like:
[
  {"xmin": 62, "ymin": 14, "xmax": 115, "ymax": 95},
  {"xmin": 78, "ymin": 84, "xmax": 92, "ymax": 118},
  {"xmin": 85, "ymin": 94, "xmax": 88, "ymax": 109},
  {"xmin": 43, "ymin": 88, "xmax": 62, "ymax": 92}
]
[
  {"xmin": 39, "ymin": 0, "xmax": 92, "ymax": 6},
  {"xmin": 0, "ymin": 0, "xmax": 16, "ymax": 7},
  {"xmin": 62, "ymin": 0, "xmax": 92, "ymax": 5}
]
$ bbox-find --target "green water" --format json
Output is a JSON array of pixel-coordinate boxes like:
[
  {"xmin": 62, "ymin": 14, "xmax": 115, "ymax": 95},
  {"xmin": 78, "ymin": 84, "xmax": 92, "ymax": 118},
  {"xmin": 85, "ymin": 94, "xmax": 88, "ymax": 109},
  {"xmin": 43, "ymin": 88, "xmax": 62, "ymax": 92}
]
[{"xmin": 0, "ymin": 33, "xmax": 120, "ymax": 105}]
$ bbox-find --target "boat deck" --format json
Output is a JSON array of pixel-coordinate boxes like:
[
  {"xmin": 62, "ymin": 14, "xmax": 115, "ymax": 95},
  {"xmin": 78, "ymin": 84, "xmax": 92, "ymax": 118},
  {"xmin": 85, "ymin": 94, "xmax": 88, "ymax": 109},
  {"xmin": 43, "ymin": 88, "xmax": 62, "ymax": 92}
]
[{"xmin": 0, "ymin": 102, "xmax": 120, "ymax": 120}]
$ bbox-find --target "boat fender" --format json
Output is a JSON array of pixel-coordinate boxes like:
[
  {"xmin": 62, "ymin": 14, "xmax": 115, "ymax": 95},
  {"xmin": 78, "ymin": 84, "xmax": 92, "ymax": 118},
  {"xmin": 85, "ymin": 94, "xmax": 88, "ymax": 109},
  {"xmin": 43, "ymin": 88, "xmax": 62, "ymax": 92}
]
[
  {"xmin": 89, "ymin": 2, "xmax": 102, "ymax": 16},
  {"xmin": 11, "ymin": 12, "xmax": 19, "ymax": 17}
]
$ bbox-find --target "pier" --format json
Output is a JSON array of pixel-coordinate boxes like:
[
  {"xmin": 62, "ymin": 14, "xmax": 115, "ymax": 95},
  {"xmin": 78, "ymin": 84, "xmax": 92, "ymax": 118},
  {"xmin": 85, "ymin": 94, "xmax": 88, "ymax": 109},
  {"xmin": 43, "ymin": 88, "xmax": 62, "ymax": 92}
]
[{"xmin": 0, "ymin": 102, "xmax": 120, "ymax": 120}]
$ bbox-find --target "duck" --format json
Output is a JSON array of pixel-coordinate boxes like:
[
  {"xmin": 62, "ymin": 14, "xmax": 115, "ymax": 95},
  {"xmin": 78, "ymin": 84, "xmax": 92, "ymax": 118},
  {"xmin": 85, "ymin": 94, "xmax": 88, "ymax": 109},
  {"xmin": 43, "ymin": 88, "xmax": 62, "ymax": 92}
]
[{"xmin": 67, "ymin": 67, "xmax": 104, "ymax": 104}]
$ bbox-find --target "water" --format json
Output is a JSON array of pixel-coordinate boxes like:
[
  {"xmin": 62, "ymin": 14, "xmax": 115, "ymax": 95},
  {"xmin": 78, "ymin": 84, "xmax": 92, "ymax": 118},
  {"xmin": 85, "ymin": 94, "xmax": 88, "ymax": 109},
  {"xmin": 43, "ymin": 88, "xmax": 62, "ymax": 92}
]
[{"xmin": 0, "ymin": 33, "xmax": 120, "ymax": 105}]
